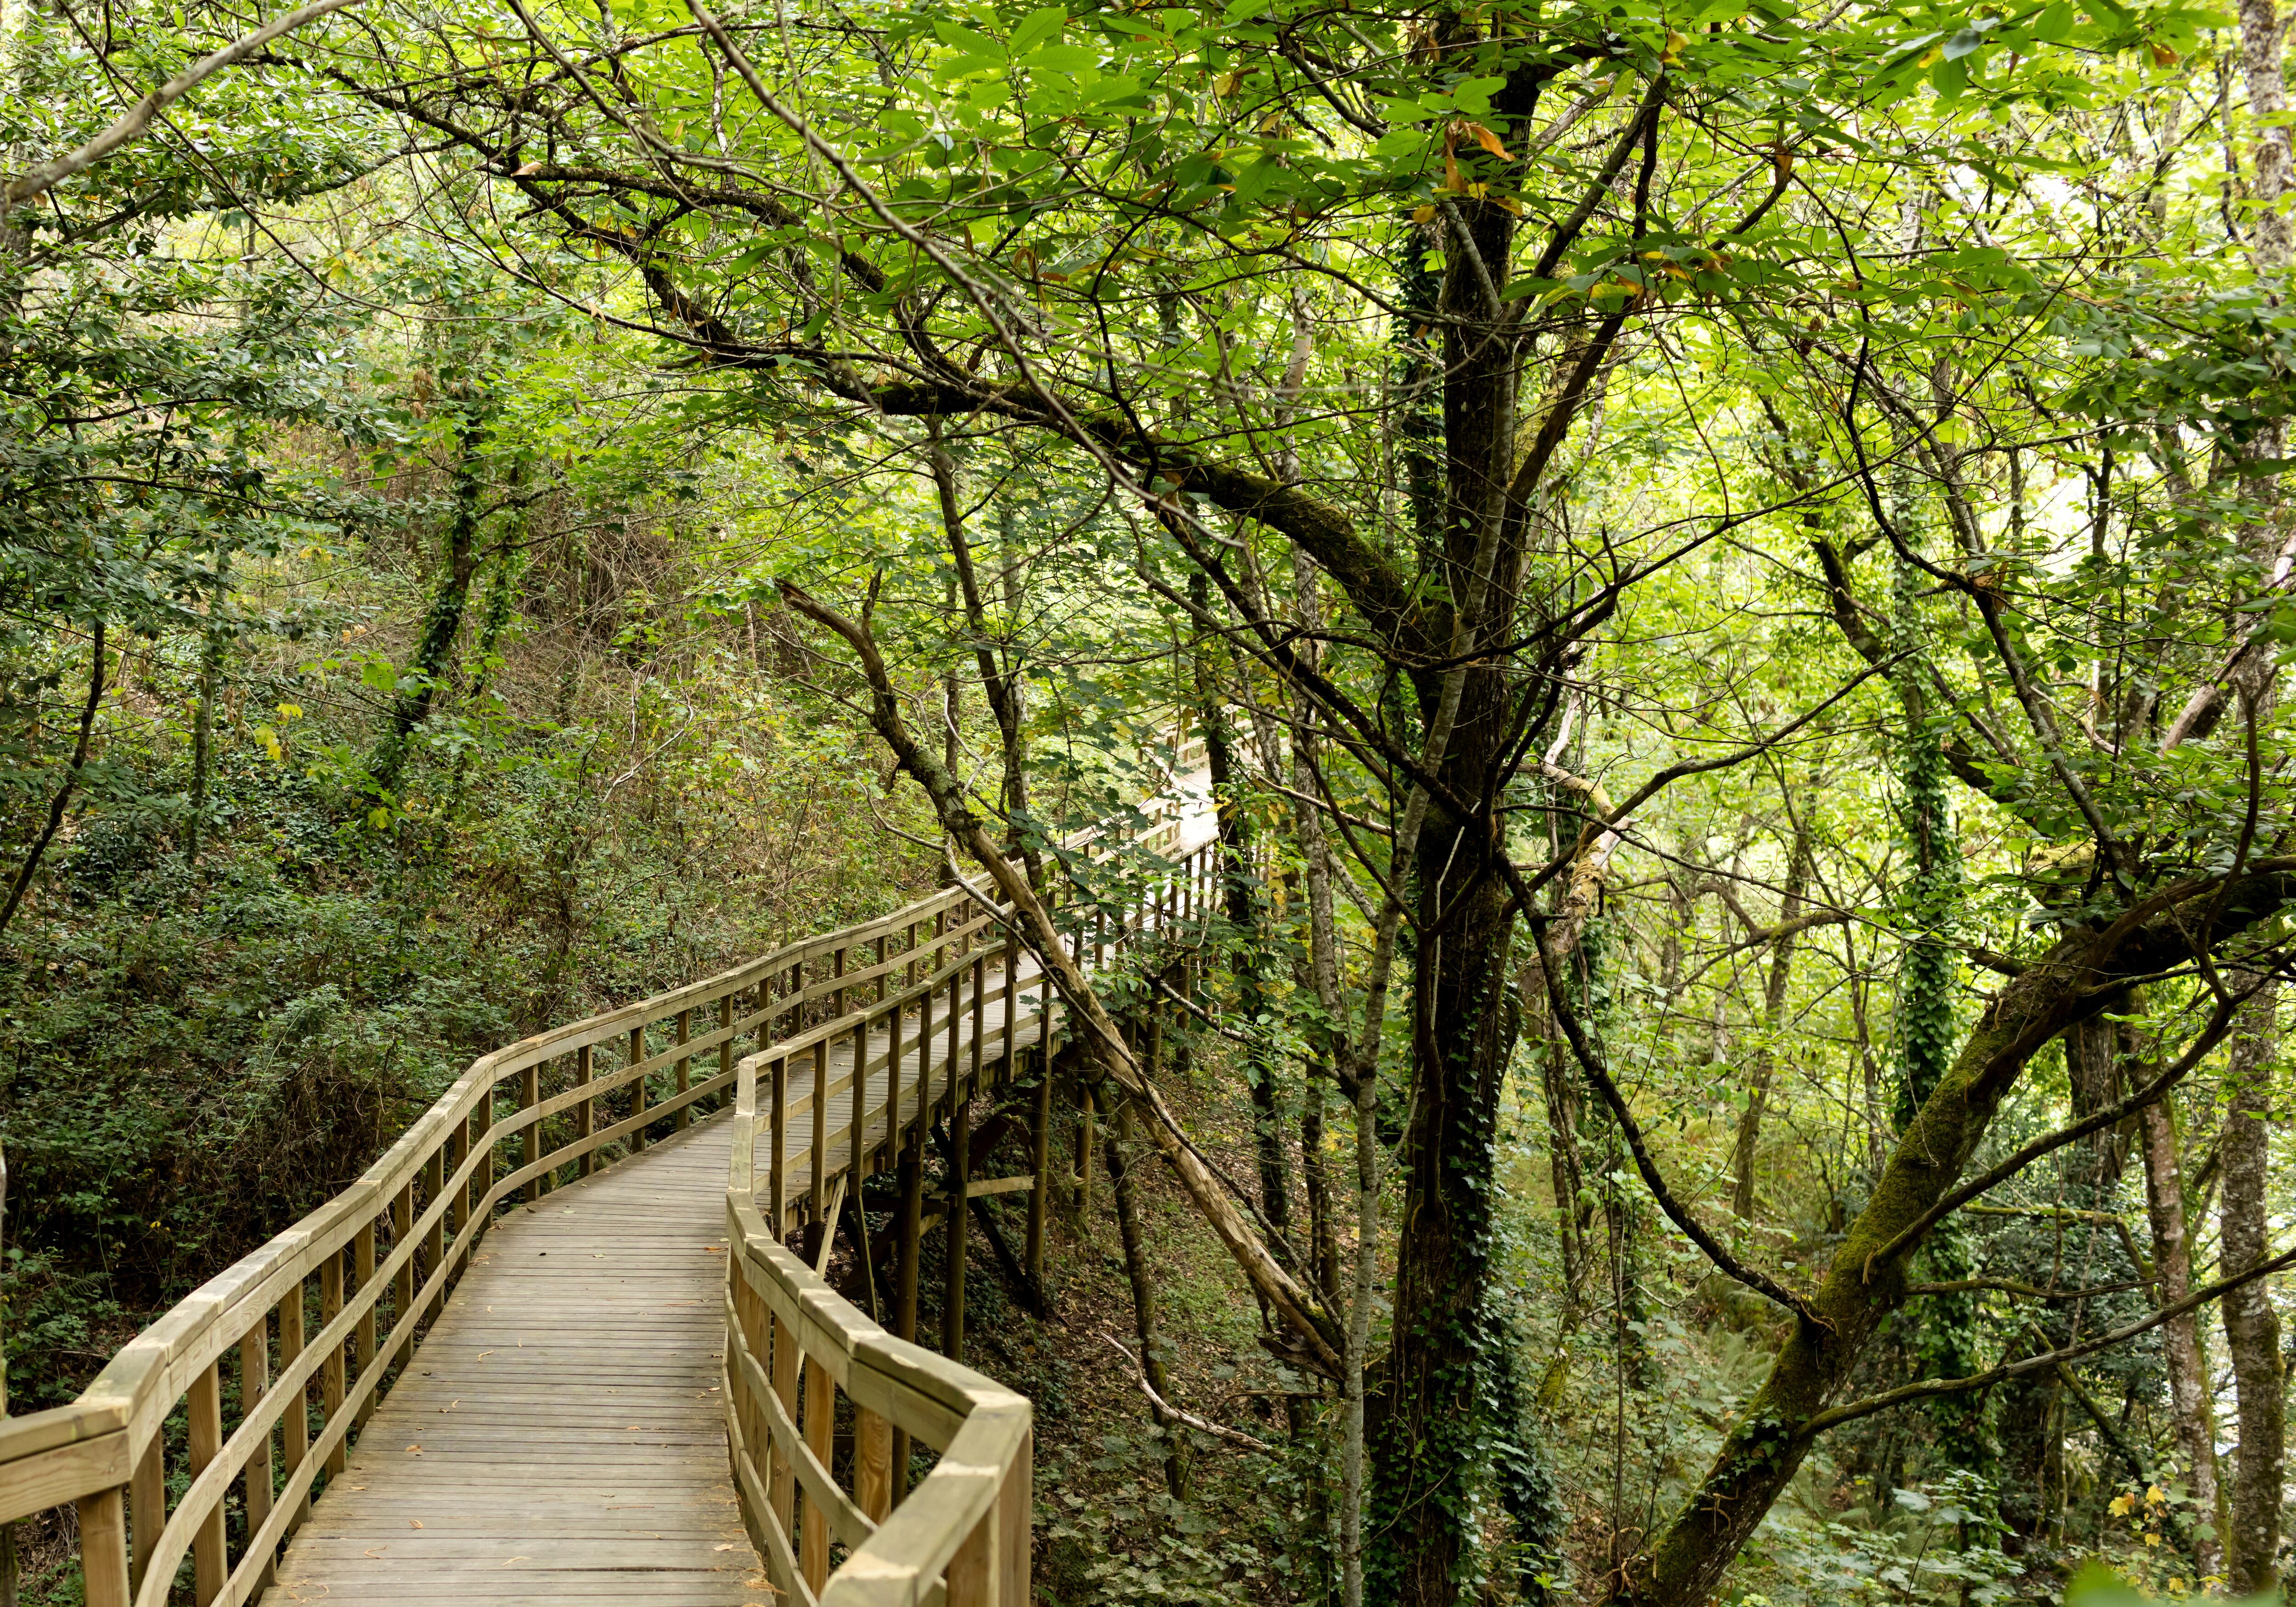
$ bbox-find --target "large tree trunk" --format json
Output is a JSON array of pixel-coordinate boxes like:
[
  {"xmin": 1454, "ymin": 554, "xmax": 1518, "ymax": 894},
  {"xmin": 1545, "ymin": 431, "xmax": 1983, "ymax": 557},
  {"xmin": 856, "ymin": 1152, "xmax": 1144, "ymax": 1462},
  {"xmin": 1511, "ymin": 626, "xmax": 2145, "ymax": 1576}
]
[
  {"xmin": 375, "ymin": 403, "xmax": 489, "ymax": 787},
  {"xmin": 1608, "ymin": 864, "xmax": 2296, "ymax": 1607}
]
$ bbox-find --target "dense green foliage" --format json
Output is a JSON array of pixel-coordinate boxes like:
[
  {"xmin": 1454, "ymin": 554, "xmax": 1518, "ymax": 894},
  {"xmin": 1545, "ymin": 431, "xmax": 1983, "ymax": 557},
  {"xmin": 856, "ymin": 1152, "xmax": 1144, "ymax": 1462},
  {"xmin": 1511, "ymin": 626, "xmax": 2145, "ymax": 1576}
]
[{"xmin": 5, "ymin": 0, "xmax": 2296, "ymax": 1600}]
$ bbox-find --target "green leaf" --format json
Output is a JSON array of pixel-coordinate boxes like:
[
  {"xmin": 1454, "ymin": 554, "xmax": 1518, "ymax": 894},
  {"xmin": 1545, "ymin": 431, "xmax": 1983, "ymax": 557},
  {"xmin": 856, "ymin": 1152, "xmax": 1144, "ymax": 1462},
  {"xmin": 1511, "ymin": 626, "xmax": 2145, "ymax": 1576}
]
[
  {"xmin": 1008, "ymin": 5, "xmax": 1066, "ymax": 54},
  {"xmin": 2036, "ymin": 1, "xmax": 2077, "ymax": 41}
]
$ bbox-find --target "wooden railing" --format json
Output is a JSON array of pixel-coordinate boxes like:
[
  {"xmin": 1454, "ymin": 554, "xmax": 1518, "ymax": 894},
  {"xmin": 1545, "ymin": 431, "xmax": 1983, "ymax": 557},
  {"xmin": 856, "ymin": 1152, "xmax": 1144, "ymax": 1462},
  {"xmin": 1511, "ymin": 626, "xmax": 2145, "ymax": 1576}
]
[
  {"xmin": 0, "ymin": 735, "xmax": 1212, "ymax": 1607},
  {"xmin": 721, "ymin": 760, "xmax": 1220, "ymax": 1606}
]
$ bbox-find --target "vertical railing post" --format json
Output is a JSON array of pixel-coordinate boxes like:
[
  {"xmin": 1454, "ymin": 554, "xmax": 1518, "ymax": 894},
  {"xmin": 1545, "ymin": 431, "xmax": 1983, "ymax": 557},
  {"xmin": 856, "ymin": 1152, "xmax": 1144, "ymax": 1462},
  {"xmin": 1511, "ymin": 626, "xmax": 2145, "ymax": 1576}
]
[
  {"xmin": 675, "ymin": 1007, "xmax": 693, "ymax": 1133},
  {"xmin": 278, "ymin": 1281, "xmax": 309, "ymax": 1523},
  {"xmin": 768, "ymin": 1312, "xmax": 798, "ymax": 1546},
  {"xmin": 352, "ymin": 1221, "xmax": 377, "ymax": 1430},
  {"xmin": 801, "ymin": 1351, "xmax": 833, "ymax": 1594},
  {"xmin": 999, "ymin": 926, "xmax": 1019, "ymax": 1076},
  {"xmin": 854, "ymin": 1017, "xmax": 872, "ymax": 1169},
  {"xmin": 520, "ymin": 1059, "xmax": 542, "ymax": 1202},
  {"xmin": 391, "ymin": 1182, "xmax": 416, "ymax": 1369},
  {"xmin": 75, "ymin": 1488, "xmax": 129, "ymax": 1607},
  {"xmin": 240, "ymin": 1312, "xmax": 274, "ymax": 1590},
  {"xmin": 187, "ymin": 1359, "xmax": 225, "ymax": 1604},
  {"xmin": 320, "ymin": 1247, "xmax": 346, "ymax": 1476},
  {"xmin": 128, "ymin": 1429, "xmax": 162, "ymax": 1591},
  {"xmin": 944, "ymin": 1090, "xmax": 969, "ymax": 1362},
  {"xmin": 628, "ymin": 1023, "xmax": 648, "ymax": 1153},
  {"xmin": 810, "ymin": 1040, "xmax": 828, "ymax": 1250},
  {"xmin": 1001, "ymin": 1429, "xmax": 1033, "ymax": 1607},
  {"xmin": 769, "ymin": 1052, "xmax": 789, "ymax": 1242},
  {"xmin": 855, "ymin": 1404, "xmax": 893, "ymax": 1524},
  {"xmin": 575, "ymin": 1043, "xmax": 594, "ymax": 1176},
  {"xmin": 885, "ymin": 993, "xmax": 905, "ymax": 1174},
  {"xmin": 720, "ymin": 993, "xmax": 736, "ymax": 1114},
  {"xmin": 948, "ymin": 1502, "xmax": 993, "ymax": 1607},
  {"xmin": 422, "ymin": 1149, "xmax": 446, "ymax": 1322},
  {"xmin": 447, "ymin": 1107, "xmax": 469, "ymax": 1231}
]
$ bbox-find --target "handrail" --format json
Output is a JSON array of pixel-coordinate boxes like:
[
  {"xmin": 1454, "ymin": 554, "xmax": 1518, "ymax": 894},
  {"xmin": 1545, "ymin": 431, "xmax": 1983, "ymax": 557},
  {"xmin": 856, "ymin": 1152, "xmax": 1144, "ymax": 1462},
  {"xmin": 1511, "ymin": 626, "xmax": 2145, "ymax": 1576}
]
[
  {"xmin": 721, "ymin": 764, "xmax": 1218, "ymax": 1605},
  {"xmin": 0, "ymin": 729, "xmax": 1210, "ymax": 1607}
]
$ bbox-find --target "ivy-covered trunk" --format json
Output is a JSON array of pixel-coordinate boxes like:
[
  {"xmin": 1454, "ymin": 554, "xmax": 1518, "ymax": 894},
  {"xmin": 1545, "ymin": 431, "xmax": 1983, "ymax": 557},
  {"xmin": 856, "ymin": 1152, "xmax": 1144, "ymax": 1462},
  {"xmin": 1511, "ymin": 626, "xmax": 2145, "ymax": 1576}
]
[
  {"xmin": 1612, "ymin": 866, "xmax": 2296, "ymax": 1607},
  {"xmin": 1369, "ymin": 169, "xmax": 1531, "ymax": 1603}
]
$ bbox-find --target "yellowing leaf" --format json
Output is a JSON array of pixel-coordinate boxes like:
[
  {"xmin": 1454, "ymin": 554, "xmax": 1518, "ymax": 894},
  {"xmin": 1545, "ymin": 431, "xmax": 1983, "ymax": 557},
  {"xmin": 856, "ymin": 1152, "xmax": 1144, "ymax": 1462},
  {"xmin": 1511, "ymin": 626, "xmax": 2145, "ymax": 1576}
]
[
  {"xmin": 1411, "ymin": 203, "xmax": 1436, "ymax": 223},
  {"xmin": 1465, "ymin": 121, "xmax": 1514, "ymax": 160}
]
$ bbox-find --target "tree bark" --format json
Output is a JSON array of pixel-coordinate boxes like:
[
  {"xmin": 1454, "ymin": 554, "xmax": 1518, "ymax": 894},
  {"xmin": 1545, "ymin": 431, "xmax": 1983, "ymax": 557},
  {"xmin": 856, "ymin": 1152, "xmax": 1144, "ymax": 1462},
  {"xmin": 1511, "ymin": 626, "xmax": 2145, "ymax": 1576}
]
[
  {"xmin": 1730, "ymin": 802, "xmax": 1814, "ymax": 1220},
  {"xmin": 2219, "ymin": 973, "xmax": 2283, "ymax": 1595},
  {"xmin": 1100, "ymin": 1084, "xmax": 1189, "ymax": 1498},
  {"xmin": 1609, "ymin": 862, "xmax": 2296, "ymax": 1607},
  {"xmin": 376, "ymin": 403, "xmax": 489, "ymax": 787},
  {"xmin": 2138, "ymin": 1089, "xmax": 2227, "ymax": 1582}
]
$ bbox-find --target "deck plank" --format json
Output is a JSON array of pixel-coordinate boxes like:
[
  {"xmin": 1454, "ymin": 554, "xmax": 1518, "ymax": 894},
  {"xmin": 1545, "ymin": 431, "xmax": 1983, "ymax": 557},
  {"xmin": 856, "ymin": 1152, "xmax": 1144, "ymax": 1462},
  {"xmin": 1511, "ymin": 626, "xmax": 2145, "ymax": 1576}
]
[{"xmin": 265, "ymin": 1119, "xmax": 768, "ymax": 1607}]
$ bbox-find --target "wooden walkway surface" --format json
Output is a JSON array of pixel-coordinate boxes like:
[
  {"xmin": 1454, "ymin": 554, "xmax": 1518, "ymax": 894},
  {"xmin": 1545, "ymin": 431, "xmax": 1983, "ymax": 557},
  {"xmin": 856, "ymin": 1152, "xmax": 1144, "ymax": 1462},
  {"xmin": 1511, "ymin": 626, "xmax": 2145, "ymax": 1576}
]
[
  {"xmin": 268, "ymin": 1121, "xmax": 762, "ymax": 1604},
  {"xmin": 264, "ymin": 790, "xmax": 1216, "ymax": 1605}
]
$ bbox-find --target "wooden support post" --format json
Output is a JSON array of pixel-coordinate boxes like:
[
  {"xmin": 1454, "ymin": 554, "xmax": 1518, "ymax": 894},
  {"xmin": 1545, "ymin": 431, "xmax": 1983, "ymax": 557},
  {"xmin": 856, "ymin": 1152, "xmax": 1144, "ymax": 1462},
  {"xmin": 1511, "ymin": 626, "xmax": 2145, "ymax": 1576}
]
[
  {"xmin": 875, "ymin": 935, "xmax": 889, "ymax": 1003},
  {"xmin": 832, "ymin": 944, "xmax": 846, "ymax": 1019},
  {"xmin": 320, "ymin": 1248, "xmax": 346, "ymax": 1477},
  {"xmin": 801, "ymin": 1352, "xmax": 833, "ymax": 1594},
  {"xmin": 999, "ymin": 928, "xmax": 1019, "ymax": 1076},
  {"xmin": 893, "ymin": 1135, "xmax": 923, "ymax": 1501},
  {"xmin": 675, "ymin": 1006, "xmax": 692, "ymax": 1133},
  {"xmin": 422, "ymin": 1150, "xmax": 445, "ymax": 1323},
  {"xmin": 75, "ymin": 1488, "xmax": 128, "ymax": 1607},
  {"xmin": 885, "ymin": 997, "xmax": 904, "ymax": 1174},
  {"xmin": 769, "ymin": 1053, "xmax": 788, "ymax": 1241},
  {"xmin": 391, "ymin": 1180, "xmax": 415, "ymax": 1367},
  {"xmin": 1001, "ymin": 1431, "xmax": 1033, "ymax": 1607},
  {"xmin": 809, "ymin": 1040, "xmax": 827, "ymax": 1253},
  {"xmin": 128, "ymin": 1433, "xmax": 162, "ymax": 1592},
  {"xmin": 187, "ymin": 1360, "xmax": 225, "ymax": 1605},
  {"xmin": 969, "ymin": 951, "xmax": 986, "ymax": 1095},
  {"xmin": 240, "ymin": 1315, "xmax": 274, "ymax": 1590},
  {"xmin": 447, "ymin": 1110, "xmax": 470, "ymax": 1231},
  {"xmin": 854, "ymin": 1017, "xmax": 872, "ymax": 1169},
  {"xmin": 520, "ymin": 1060, "xmax": 542, "ymax": 1202},
  {"xmin": 576, "ymin": 1043, "xmax": 594, "ymax": 1177},
  {"xmin": 352, "ymin": 1222, "xmax": 377, "ymax": 1429},
  {"xmin": 278, "ymin": 1283, "xmax": 308, "ymax": 1523},
  {"xmin": 768, "ymin": 1311, "xmax": 797, "ymax": 1547},
  {"xmin": 1027, "ymin": 1059, "xmax": 1052, "ymax": 1290},
  {"xmin": 855, "ymin": 1405, "xmax": 893, "ymax": 1524},
  {"xmin": 946, "ymin": 966, "xmax": 962, "ymax": 1114},
  {"xmin": 944, "ymin": 1102, "xmax": 969, "ymax": 1362},
  {"xmin": 628, "ymin": 1023, "xmax": 647, "ymax": 1153},
  {"xmin": 919, "ymin": 976, "xmax": 937, "ymax": 1123},
  {"xmin": 905, "ymin": 921, "xmax": 919, "ymax": 987},
  {"xmin": 948, "ymin": 1504, "xmax": 992, "ymax": 1607},
  {"xmin": 720, "ymin": 995, "xmax": 736, "ymax": 1116}
]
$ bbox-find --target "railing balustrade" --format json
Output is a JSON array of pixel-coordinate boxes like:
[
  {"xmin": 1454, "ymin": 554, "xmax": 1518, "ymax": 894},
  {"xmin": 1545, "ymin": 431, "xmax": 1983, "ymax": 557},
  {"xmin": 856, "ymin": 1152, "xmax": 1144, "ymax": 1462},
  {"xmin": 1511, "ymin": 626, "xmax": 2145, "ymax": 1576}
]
[{"xmin": 0, "ymin": 734, "xmax": 1212, "ymax": 1607}]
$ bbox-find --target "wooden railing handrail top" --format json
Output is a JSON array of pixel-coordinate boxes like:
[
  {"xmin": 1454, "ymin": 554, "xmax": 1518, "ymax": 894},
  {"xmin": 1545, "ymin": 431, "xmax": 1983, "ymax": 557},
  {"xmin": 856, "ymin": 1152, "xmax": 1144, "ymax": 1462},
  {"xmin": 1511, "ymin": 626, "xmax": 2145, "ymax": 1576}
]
[{"xmin": 0, "ymin": 864, "xmax": 1029, "ymax": 1497}]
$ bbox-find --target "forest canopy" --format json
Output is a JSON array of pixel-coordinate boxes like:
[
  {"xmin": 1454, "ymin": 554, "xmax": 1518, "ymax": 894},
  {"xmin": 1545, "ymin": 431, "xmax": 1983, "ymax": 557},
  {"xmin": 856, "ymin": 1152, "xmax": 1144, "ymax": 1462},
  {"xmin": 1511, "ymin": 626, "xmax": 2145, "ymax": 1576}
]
[{"xmin": 2, "ymin": 0, "xmax": 2295, "ymax": 1600}]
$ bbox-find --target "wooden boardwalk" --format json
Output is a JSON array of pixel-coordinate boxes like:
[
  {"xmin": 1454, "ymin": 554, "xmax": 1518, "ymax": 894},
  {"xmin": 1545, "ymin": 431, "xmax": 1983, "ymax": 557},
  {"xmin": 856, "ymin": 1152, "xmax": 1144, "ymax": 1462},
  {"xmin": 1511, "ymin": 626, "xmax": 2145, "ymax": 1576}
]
[
  {"xmin": 269, "ymin": 1121, "xmax": 763, "ymax": 1605},
  {"xmin": 260, "ymin": 789, "xmax": 1216, "ymax": 1607}
]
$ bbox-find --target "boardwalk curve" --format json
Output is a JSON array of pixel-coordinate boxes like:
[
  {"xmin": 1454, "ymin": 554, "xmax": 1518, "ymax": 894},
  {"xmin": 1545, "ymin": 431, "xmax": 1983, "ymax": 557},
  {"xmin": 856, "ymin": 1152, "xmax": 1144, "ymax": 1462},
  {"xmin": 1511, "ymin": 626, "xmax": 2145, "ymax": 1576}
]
[{"xmin": 0, "ymin": 738, "xmax": 1213, "ymax": 1607}]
